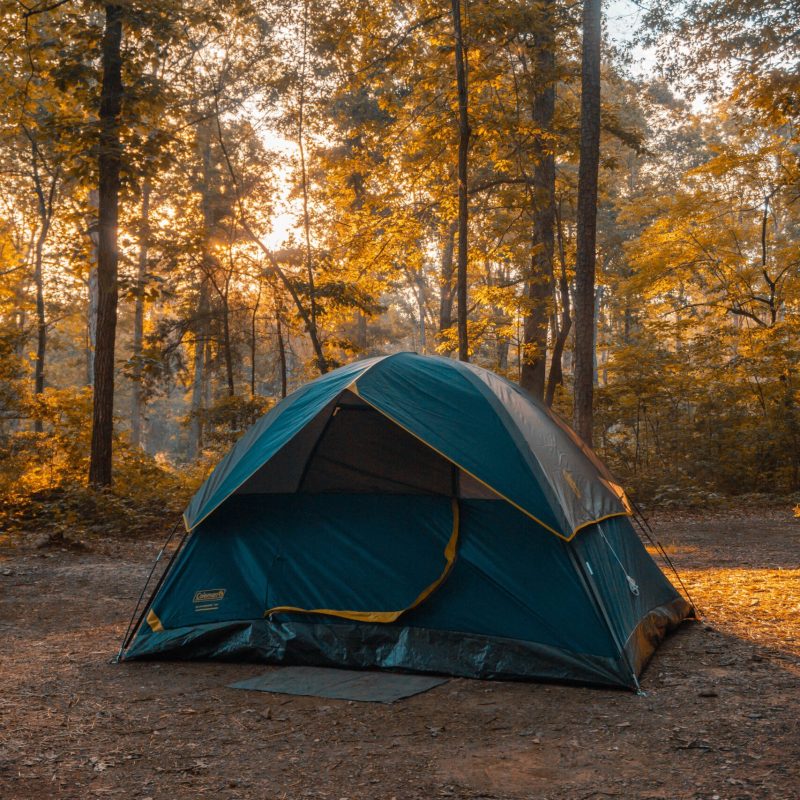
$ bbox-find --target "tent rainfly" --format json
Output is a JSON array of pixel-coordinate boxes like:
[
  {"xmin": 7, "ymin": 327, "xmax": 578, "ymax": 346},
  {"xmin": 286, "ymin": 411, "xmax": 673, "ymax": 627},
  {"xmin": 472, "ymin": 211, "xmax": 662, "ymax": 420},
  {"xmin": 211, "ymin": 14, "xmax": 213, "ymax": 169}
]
[{"xmin": 120, "ymin": 353, "xmax": 692, "ymax": 689}]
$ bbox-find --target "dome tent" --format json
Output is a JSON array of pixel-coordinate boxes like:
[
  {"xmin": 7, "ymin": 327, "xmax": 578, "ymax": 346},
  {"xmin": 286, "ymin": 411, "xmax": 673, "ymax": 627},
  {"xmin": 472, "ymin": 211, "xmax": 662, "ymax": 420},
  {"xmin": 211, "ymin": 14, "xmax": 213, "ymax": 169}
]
[{"xmin": 120, "ymin": 353, "xmax": 691, "ymax": 689}]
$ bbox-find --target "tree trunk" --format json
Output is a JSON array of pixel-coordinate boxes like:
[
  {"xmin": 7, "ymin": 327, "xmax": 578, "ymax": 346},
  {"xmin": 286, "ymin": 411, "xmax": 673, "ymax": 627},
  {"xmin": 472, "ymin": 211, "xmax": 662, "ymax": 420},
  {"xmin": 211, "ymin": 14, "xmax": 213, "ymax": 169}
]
[
  {"xmin": 250, "ymin": 275, "xmax": 262, "ymax": 398},
  {"xmin": 594, "ymin": 284, "xmax": 603, "ymax": 386},
  {"xmin": 520, "ymin": 2, "xmax": 556, "ymax": 401},
  {"xmin": 28, "ymin": 136, "xmax": 53, "ymax": 433},
  {"xmin": 450, "ymin": 0, "xmax": 470, "ymax": 362},
  {"xmin": 88, "ymin": 4, "xmax": 123, "ymax": 487},
  {"xmin": 761, "ymin": 194, "xmax": 777, "ymax": 326},
  {"xmin": 520, "ymin": 275, "xmax": 550, "ymax": 399},
  {"xmin": 493, "ymin": 265, "xmax": 511, "ymax": 371},
  {"xmin": 355, "ymin": 311, "xmax": 367, "ymax": 352},
  {"xmin": 221, "ymin": 276, "xmax": 235, "ymax": 397},
  {"xmin": 86, "ymin": 190, "xmax": 99, "ymax": 387},
  {"xmin": 572, "ymin": 0, "xmax": 602, "ymax": 446},
  {"xmin": 130, "ymin": 181, "xmax": 150, "ymax": 449},
  {"xmin": 276, "ymin": 314, "xmax": 287, "ymax": 398},
  {"xmin": 545, "ymin": 201, "xmax": 572, "ymax": 407},
  {"xmin": 189, "ymin": 278, "xmax": 208, "ymax": 460},
  {"xmin": 86, "ymin": 262, "xmax": 98, "ymax": 385},
  {"xmin": 297, "ymin": 0, "xmax": 326, "ymax": 374},
  {"xmin": 198, "ymin": 120, "xmax": 235, "ymax": 400},
  {"xmin": 32, "ymin": 239, "xmax": 47, "ymax": 432},
  {"xmin": 438, "ymin": 220, "xmax": 457, "ymax": 348},
  {"xmin": 412, "ymin": 265, "xmax": 427, "ymax": 353}
]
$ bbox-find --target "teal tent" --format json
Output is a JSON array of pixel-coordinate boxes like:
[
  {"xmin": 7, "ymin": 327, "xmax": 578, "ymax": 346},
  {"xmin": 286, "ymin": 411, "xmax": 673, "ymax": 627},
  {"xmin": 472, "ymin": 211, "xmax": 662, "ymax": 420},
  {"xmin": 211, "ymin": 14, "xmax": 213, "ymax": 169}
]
[{"xmin": 121, "ymin": 353, "xmax": 691, "ymax": 689}]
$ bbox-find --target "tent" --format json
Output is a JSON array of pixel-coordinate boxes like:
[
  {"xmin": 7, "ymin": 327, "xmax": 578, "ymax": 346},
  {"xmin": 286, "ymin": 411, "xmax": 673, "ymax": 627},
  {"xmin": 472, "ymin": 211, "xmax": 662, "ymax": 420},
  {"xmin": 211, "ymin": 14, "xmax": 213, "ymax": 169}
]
[{"xmin": 120, "ymin": 353, "xmax": 692, "ymax": 689}]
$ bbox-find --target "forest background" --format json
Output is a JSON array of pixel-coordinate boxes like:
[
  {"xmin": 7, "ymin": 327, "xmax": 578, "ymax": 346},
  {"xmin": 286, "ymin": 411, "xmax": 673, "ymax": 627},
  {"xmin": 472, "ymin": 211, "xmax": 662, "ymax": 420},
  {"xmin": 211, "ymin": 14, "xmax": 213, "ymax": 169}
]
[{"xmin": 0, "ymin": 0, "xmax": 797, "ymax": 538}]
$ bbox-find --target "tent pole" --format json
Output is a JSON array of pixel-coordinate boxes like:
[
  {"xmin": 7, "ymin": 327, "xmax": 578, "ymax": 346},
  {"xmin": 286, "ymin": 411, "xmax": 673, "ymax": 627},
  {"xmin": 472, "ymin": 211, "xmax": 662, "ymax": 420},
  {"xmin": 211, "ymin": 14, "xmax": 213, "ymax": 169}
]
[{"xmin": 113, "ymin": 516, "xmax": 187, "ymax": 662}]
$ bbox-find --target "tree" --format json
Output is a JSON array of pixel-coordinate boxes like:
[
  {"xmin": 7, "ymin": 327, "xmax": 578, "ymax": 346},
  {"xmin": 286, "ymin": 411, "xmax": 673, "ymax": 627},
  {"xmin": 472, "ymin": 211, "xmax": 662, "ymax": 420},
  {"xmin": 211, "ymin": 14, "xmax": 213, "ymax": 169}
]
[
  {"xmin": 129, "ymin": 178, "xmax": 150, "ymax": 448},
  {"xmin": 450, "ymin": 0, "xmax": 471, "ymax": 362},
  {"xmin": 519, "ymin": 0, "xmax": 556, "ymax": 400},
  {"xmin": 296, "ymin": 0, "xmax": 326, "ymax": 373},
  {"xmin": 572, "ymin": 0, "xmax": 602, "ymax": 445},
  {"xmin": 26, "ymin": 130, "xmax": 59, "ymax": 431},
  {"xmin": 88, "ymin": 4, "xmax": 124, "ymax": 487}
]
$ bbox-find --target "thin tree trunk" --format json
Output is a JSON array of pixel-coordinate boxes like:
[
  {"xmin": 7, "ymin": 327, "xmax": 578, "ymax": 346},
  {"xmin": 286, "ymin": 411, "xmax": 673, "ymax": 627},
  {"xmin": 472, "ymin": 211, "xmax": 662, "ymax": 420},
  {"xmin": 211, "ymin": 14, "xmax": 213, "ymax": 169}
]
[
  {"xmin": 355, "ymin": 311, "xmax": 367, "ymax": 351},
  {"xmin": 86, "ymin": 190, "xmax": 99, "ymax": 386},
  {"xmin": 221, "ymin": 274, "xmax": 235, "ymax": 397},
  {"xmin": 416, "ymin": 268, "xmax": 427, "ymax": 352},
  {"xmin": 572, "ymin": 0, "xmax": 602, "ymax": 446},
  {"xmin": 450, "ymin": 0, "xmax": 470, "ymax": 362},
  {"xmin": 190, "ymin": 119, "xmax": 211, "ymax": 458},
  {"xmin": 438, "ymin": 220, "xmax": 457, "ymax": 347},
  {"xmin": 250, "ymin": 275, "xmax": 262, "ymax": 398},
  {"xmin": 276, "ymin": 314, "xmax": 287, "ymax": 398},
  {"xmin": 297, "ymin": 0, "xmax": 324, "ymax": 373},
  {"xmin": 188, "ymin": 279, "xmax": 208, "ymax": 459},
  {"xmin": 593, "ymin": 284, "xmax": 603, "ymax": 386},
  {"xmin": 130, "ymin": 181, "xmax": 150, "ymax": 449},
  {"xmin": 87, "ymin": 263, "xmax": 98, "ymax": 385},
  {"xmin": 32, "ymin": 238, "xmax": 47, "ymax": 432},
  {"xmin": 88, "ymin": 4, "xmax": 123, "ymax": 487},
  {"xmin": 489, "ymin": 264, "xmax": 510, "ymax": 371},
  {"xmin": 198, "ymin": 119, "xmax": 235, "ymax": 399},
  {"xmin": 545, "ymin": 201, "xmax": 572, "ymax": 407},
  {"xmin": 28, "ymin": 136, "xmax": 54, "ymax": 433},
  {"xmin": 520, "ymin": 2, "xmax": 556, "ymax": 400},
  {"xmin": 761, "ymin": 193, "xmax": 777, "ymax": 326}
]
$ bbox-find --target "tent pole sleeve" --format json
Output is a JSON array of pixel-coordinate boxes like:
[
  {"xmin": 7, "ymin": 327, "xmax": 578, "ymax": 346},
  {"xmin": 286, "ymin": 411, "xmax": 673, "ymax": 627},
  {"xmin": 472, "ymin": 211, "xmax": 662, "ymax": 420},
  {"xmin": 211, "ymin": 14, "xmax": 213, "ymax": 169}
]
[{"xmin": 265, "ymin": 498, "xmax": 460, "ymax": 624}]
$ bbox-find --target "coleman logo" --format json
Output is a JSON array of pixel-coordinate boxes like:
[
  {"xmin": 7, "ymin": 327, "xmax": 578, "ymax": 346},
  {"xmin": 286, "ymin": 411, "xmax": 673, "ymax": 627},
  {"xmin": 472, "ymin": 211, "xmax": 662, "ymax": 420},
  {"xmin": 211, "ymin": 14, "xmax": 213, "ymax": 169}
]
[{"xmin": 193, "ymin": 589, "xmax": 225, "ymax": 603}]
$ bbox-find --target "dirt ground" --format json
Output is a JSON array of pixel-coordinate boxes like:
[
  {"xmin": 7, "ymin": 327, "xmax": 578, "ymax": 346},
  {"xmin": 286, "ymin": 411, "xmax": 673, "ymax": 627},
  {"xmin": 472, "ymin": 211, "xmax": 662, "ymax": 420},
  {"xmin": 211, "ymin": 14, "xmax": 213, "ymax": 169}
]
[{"xmin": 1, "ymin": 508, "xmax": 798, "ymax": 800}]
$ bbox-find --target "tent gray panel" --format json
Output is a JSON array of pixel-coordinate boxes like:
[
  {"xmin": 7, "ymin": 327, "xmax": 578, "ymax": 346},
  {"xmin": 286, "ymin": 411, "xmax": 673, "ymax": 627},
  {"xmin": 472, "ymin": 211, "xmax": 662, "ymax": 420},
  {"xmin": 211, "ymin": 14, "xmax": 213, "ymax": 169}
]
[{"xmin": 228, "ymin": 665, "xmax": 447, "ymax": 703}]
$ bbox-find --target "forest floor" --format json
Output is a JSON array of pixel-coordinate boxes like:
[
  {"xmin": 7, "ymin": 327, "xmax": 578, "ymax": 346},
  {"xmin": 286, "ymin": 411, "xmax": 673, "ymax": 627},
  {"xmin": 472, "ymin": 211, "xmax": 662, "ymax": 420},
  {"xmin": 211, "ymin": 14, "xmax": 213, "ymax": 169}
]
[{"xmin": 0, "ymin": 507, "xmax": 798, "ymax": 800}]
